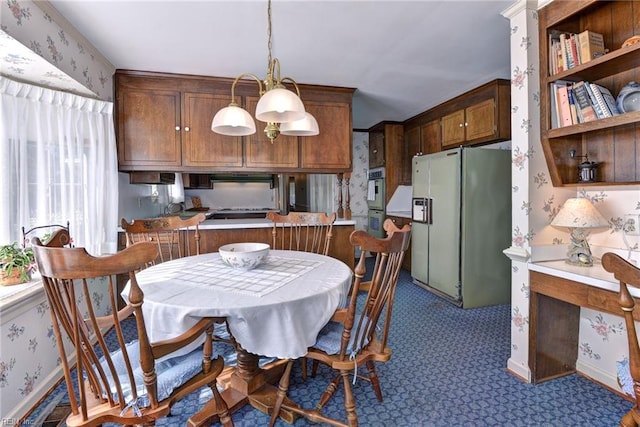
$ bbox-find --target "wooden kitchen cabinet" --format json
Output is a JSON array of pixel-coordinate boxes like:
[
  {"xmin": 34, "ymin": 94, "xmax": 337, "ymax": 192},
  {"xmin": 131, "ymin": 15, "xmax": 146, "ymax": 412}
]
[
  {"xmin": 299, "ymin": 99, "xmax": 353, "ymax": 171},
  {"xmin": 181, "ymin": 92, "xmax": 243, "ymax": 169},
  {"xmin": 116, "ymin": 70, "xmax": 354, "ymax": 173},
  {"xmin": 116, "ymin": 71, "xmax": 241, "ymax": 172},
  {"xmin": 538, "ymin": 0, "xmax": 640, "ymax": 186},
  {"xmin": 117, "ymin": 87, "xmax": 182, "ymax": 168},
  {"xmin": 244, "ymin": 95, "xmax": 299, "ymax": 169},
  {"xmin": 403, "ymin": 119, "xmax": 441, "ymax": 183},
  {"xmin": 369, "ymin": 130, "xmax": 385, "ymax": 168},
  {"xmin": 368, "ymin": 122, "xmax": 404, "ymax": 204},
  {"xmin": 402, "ymin": 79, "xmax": 508, "ymax": 184},
  {"xmin": 441, "ymin": 88, "xmax": 507, "ymax": 148}
]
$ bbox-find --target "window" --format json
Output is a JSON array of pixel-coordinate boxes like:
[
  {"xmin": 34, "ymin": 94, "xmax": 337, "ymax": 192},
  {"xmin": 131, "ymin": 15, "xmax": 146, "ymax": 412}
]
[{"xmin": 0, "ymin": 77, "xmax": 118, "ymax": 255}]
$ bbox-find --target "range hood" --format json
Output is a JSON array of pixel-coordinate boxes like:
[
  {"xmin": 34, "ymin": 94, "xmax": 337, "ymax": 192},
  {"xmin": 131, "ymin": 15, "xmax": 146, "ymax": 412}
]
[{"xmin": 211, "ymin": 174, "xmax": 277, "ymax": 188}]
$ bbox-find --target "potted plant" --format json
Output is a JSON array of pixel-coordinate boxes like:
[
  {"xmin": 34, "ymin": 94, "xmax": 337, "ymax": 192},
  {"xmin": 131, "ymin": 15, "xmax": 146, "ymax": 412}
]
[{"xmin": 0, "ymin": 242, "xmax": 36, "ymax": 285}]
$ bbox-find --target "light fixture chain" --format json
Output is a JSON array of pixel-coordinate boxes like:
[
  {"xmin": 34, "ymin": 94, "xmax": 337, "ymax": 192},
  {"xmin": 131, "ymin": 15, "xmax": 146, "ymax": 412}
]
[{"xmin": 266, "ymin": 0, "xmax": 272, "ymax": 72}]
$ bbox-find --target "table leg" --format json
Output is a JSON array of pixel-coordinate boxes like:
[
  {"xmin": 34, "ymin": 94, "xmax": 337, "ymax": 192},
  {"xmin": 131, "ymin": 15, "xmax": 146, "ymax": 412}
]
[{"xmin": 188, "ymin": 348, "xmax": 299, "ymax": 426}]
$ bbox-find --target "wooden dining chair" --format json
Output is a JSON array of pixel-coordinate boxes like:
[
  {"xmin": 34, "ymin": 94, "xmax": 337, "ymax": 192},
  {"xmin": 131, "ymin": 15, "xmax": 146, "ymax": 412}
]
[
  {"xmin": 121, "ymin": 213, "xmax": 206, "ymax": 267},
  {"xmin": 266, "ymin": 211, "xmax": 336, "ymax": 256},
  {"xmin": 121, "ymin": 212, "xmax": 233, "ymax": 345},
  {"xmin": 32, "ymin": 240, "xmax": 233, "ymax": 427},
  {"xmin": 267, "ymin": 211, "xmax": 337, "ymax": 379},
  {"xmin": 602, "ymin": 252, "xmax": 640, "ymax": 427},
  {"xmin": 22, "ymin": 222, "xmax": 72, "ymax": 248},
  {"xmin": 269, "ymin": 223, "xmax": 412, "ymax": 427}
]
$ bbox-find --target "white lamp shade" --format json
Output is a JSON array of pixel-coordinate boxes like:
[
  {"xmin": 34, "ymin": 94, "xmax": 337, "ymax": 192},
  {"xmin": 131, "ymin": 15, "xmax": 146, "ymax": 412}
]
[
  {"xmin": 280, "ymin": 112, "xmax": 319, "ymax": 136},
  {"xmin": 255, "ymin": 88, "xmax": 306, "ymax": 123},
  {"xmin": 551, "ymin": 198, "xmax": 609, "ymax": 229},
  {"xmin": 211, "ymin": 105, "xmax": 256, "ymax": 136}
]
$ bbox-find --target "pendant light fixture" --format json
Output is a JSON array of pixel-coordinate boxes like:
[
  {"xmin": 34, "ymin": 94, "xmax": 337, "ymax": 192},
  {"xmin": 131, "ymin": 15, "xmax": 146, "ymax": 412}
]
[{"xmin": 211, "ymin": 0, "xmax": 319, "ymax": 143}]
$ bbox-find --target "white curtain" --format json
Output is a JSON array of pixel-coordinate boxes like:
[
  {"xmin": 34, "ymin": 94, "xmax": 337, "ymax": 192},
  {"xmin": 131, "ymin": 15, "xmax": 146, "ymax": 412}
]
[
  {"xmin": 0, "ymin": 78, "xmax": 118, "ymax": 254},
  {"xmin": 308, "ymin": 174, "xmax": 336, "ymax": 214}
]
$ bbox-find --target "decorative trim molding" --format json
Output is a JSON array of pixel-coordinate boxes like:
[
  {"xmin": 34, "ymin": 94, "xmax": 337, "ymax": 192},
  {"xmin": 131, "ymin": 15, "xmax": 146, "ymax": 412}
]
[
  {"xmin": 507, "ymin": 358, "xmax": 532, "ymax": 383},
  {"xmin": 501, "ymin": 0, "xmax": 538, "ymax": 19},
  {"xmin": 503, "ymin": 246, "xmax": 531, "ymax": 263}
]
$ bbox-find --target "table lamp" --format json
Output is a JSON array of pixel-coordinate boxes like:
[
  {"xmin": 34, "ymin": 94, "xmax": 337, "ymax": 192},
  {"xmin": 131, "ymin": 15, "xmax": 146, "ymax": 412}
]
[{"xmin": 551, "ymin": 198, "xmax": 609, "ymax": 267}]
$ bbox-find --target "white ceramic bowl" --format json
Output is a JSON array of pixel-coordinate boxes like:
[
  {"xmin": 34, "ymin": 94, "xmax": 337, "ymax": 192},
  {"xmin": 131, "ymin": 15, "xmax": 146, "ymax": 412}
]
[{"xmin": 218, "ymin": 243, "xmax": 270, "ymax": 271}]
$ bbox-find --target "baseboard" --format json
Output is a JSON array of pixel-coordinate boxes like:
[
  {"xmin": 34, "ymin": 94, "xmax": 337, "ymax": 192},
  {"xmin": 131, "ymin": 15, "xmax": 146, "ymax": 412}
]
[
  {"xmin": 576, "ymin": 359, "xmax": 631, "ymax": 400},
  {"xmin": 507, "ymin": 357, "xmax": 531, "ymax": 383},
  {"xmin": 8, "ymin": 361, "xmax": 66, "ymax": 422}
]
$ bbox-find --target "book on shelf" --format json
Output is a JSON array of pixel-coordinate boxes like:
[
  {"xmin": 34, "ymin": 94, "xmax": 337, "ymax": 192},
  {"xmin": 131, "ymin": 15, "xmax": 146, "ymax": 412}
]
[
  {"xmin": 549, "ymin": 83, "xmax": 559, "ymax": 129},
  {"xmin": 571, "ymin": 81, "xmax": 598, "ymax": 123},
  {"xmin": 567, "ymin": 87, "xmax": 578, "ymax": 124},
  {"xmin": 556, "ymin": 83, "xmax": 573, "ymax": 127},
  {"xmin": 547, "ymin": 30, "xmax": 606, "ymax": 75},
  {"xmin": 584, "ymin": 82, "xmax": 608, "ymax": 119},
  {"xmin": 559, "ymin": 33, "xmax": 570, "ymax": 71},
  {"xmin": 577, "ymin": 30, "xmax": 606, "ymax": 63},
  {"xmin": 589, "ymin": 83, "xmax": 620, "ymax": 116}
]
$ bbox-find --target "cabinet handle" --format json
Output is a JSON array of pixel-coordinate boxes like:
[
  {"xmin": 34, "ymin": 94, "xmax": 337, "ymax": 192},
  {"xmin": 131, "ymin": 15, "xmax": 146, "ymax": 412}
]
[
  {"xmin": 373, "ymin": 149, "xmax": 378, "ymax": 153},
  {"xmin": 175, "ymin": 126, "xmax": 180, "ymax": 131},
  {"xmin": 458, "ymin": 123, "xmax": 464, "ymax": 128},
  {"xmin": 184, "ymin": 127, "xmax": 190, "ymax": 132},
  {"xmin": 464, "ymin": 122, "xmax": 468, "ymax": 127}
]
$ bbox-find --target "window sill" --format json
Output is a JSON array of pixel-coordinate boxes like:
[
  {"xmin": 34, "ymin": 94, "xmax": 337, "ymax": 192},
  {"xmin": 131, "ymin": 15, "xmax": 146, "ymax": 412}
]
[{"xmin": 0, "ymin": 277, "xmax": 45, "ymax": 319}]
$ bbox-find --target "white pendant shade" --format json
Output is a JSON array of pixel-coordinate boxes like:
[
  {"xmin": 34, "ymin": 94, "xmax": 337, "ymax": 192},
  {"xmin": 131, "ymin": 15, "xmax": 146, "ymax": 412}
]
[
  {"xmin": 255, "ymin": 88, "xmax": 306, "ymax": 123},
  {"xmin": 280, "ymin": 112, "xmax": 319, "ymax": 136},
  {"xmin": 211, "ymin": 105, "xmax": 256, "ymax": 136}
]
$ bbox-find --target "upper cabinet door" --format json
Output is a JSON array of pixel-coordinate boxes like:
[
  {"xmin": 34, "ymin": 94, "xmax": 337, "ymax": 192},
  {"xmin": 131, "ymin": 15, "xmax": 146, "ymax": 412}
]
[
  {"xmin": 300, "ymin": 100, "xmax": 352, "ymax": 171},
  {"xmin": 441, "ymin": 109, "xmax": 465, "ymax": 147},
  {"xmin": 117, "ymin": 88, "xmax": 182, "ymax": 168},
  {"xmin": 465, "ymin": 98, "xmax": 495, "ymax": 142},
  {"xmin": 368, "ymin": 131, "xmax": 385, "ymax": 168},
  {"xmin": 244, "ymin": 96, "xmax": 299, "ymax": 169},
  {"xmin": 182, "ymin": 93, "xmax": 243, "ymax": 169}
]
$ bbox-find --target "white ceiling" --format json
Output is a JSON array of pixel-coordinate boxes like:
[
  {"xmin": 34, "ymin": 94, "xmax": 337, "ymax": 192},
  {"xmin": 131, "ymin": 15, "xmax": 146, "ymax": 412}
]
[{"xmin": 45, "ymin": 0, "xmax": 514, "ymax": 130}]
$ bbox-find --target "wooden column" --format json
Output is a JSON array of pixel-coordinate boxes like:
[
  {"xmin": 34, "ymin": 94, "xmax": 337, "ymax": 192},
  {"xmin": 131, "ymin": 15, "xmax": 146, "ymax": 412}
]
[
  {"xmin": 337, "ymin": 173, "xmax": 344, "ymax": 218},
  {"xmin": 344, "ymin": 172, "xmax": 351, "ymax": 220}
]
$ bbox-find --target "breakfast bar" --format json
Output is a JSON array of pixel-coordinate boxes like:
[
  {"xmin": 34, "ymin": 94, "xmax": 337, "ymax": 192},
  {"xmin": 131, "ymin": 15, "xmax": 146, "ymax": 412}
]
[{"xmin": 118, "ymin": 218, "xmax": 356, "ymax": 270}]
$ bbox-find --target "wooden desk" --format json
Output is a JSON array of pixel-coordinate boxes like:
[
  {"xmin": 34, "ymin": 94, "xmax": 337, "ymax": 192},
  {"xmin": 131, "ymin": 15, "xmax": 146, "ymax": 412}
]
[{"xmin": 529, "ymin": 260, "xmax": 632, "ymax": 384}]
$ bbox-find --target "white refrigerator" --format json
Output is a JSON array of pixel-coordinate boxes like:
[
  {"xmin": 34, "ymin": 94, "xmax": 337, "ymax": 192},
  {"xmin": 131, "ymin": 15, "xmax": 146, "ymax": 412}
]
[{"xmin": 411, "ymin": 147, "xmax": 511, "ymax": 308}]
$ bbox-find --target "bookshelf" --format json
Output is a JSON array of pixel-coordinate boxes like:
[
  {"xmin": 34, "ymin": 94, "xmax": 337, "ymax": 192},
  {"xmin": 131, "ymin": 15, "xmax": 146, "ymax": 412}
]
[{"xmin": 539, "ymin": 0, "xmax": 640, "ymax": 187}]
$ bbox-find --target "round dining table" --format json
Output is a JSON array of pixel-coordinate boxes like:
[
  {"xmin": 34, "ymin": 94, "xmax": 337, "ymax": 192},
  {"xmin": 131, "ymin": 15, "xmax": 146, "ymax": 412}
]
[{"xmin": 123, "ymin": 249, "xmax": 352, "ymax": 425}]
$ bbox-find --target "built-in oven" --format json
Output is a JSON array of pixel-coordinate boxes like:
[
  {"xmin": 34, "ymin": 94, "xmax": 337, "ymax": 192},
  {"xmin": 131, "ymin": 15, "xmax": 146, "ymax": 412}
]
[
  {"xmin": 367, "ymin": 208, "xmax": 386, "ymax": 238},
  {"xmin": 367, "ymin": 167, "xmax": 385, "ymax": 211},
  {"xmin": 367, "ymin": 167, "xmax": 386, "ymax": 238}
]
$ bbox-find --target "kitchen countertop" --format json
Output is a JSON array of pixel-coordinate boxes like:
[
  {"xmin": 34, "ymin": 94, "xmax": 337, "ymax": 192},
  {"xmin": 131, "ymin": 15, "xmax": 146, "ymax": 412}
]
[
  {"xmin": 118, "ymin": 218, "xmax": 356, "ymax": 232},
  {"xmin": 198, "ymin": 218, "xmax": 356, "ymax": 230}
]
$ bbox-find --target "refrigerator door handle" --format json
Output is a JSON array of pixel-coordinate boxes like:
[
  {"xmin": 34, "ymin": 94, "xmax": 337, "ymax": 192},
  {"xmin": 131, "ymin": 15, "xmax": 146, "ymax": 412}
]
[{"xmin": 427, "ymin": 198, "xmax": 433, "ymax": 225}]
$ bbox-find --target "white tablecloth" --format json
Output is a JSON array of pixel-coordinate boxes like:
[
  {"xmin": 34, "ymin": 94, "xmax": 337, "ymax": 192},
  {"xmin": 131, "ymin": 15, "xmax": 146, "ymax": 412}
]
[{"xmin": 123, "ymin": 250, "xmax": 352, "ymax": 359}]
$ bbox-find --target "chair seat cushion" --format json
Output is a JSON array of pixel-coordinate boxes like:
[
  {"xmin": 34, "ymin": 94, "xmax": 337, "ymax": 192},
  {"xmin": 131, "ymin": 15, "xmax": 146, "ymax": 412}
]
[
  {"xmin": 313, "ymin": 315, "xmax": 371, "ymax": 356},
  {"xmin": 617, "ymin": 358, "xmax": 635, "ymax": 397},
  {"xmin": 100, "ymin": 340, "xmax": 204, "ymax": 409}
]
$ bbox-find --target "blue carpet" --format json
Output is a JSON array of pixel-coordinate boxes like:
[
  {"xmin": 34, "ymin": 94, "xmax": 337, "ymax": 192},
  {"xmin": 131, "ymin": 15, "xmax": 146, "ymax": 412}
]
[{"xmin": 26, "ymin": 266, "xmax": 632, "ymax": 426}]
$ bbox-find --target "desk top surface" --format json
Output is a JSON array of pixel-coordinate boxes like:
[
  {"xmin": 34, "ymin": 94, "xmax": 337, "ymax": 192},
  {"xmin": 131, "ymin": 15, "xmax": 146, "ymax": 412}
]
[{"xmin": 529, "ymin": 260, "xmax": 617, "ymax": 292}]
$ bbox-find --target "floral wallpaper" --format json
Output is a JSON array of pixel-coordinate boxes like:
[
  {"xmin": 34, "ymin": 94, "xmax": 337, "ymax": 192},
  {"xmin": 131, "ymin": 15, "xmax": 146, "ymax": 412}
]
[
  {"xmin": 1, "ymin": 0, "xmax": 114, "ymax": 101},
  {"xmin": 349, "ymin": 131, "xmax": 370, "ymax": 233},
  {"xmin": 0, "ymin": 277, "xmax": 110, "ymax": 419},
  {"xmin": 504, "ymin": 1, "xmax": 640, "ymax": 393}
]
